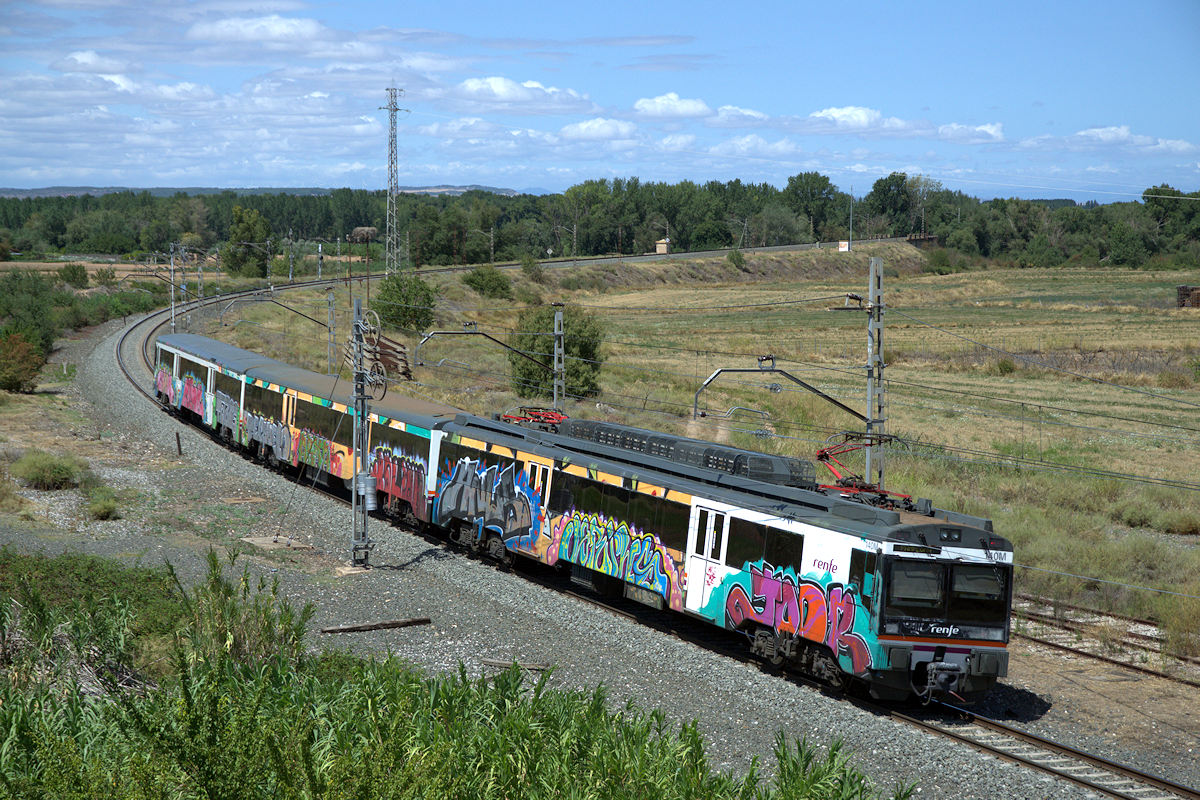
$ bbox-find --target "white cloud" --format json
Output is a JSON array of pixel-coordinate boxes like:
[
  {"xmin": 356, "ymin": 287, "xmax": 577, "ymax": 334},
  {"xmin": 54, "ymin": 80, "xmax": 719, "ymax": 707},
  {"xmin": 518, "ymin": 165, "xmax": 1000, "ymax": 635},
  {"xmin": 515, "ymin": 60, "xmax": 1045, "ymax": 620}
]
[
  {"xmin": 633, "ymin": 91, "xmax": 711, "ymax": 118},
  {"xmin": 445, "ymin": 76, "xmax": 592, "ymax": 113},
  {"xmin": 560, "ymin": 118, "xmax": 636, "ymax": 141},
  {"xmin": 186, "ymin": 14, "xmax": 328, "ymax": 43},
  {"xmin": 53, "ymin": 50, "xmax": 130, "ymax": 74},
  {"xmin": 938, "ymin": 122, "xmax": 1004, "ymax": 143},
  {"xmin": 810, "ymin": 106, "xmax": 881, "ymax": 128},
  {"xmin": 709, "ymin": 134, "xmax": 800, "ymax": 158},
  {"xmin": 659, "ymin": 134, "xmax": 696, "ymax": 150},
  {"xmin": 709, "ymin": 105, "xmax": 768, "ymax": 127}
]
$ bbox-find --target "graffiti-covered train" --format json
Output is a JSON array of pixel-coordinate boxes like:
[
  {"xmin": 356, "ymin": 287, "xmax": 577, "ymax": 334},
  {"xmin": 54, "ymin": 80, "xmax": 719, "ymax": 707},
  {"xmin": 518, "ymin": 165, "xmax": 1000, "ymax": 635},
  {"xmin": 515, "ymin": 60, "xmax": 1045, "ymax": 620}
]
[{"xmin": 154, "ymin": 333, "xmax": 1013, "ymax": 702}]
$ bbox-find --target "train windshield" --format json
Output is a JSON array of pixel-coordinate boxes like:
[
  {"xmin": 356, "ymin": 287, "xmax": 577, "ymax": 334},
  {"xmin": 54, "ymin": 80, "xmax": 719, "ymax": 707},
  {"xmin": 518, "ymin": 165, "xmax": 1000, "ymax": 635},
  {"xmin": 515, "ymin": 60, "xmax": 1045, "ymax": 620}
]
[{"xmin": 885, "ymin": 559, "xmax": 1009, "ymax": 625}]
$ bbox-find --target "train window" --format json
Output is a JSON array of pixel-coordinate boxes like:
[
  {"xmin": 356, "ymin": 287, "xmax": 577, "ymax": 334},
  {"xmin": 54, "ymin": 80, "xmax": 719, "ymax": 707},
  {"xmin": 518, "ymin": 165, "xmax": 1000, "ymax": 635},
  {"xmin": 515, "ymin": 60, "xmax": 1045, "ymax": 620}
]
[
  {"xmin": 709, "ymin": 518, "xmax": 724, "ymax": 560},
  {"xmin": 628, "ymin": 492, "xmax": 657, "ymax": 536},
  {"xmin": 948, "ymin": 565, "xmax": 1008, "ymax": 624},
  {"xmin": 601, "ymin": 483, "xmax": 630, "ymax": 522},
  {"xmin": 655, "ymin": 499, "xmax": 689, "ymax": 553},
  {"xmin": 178, "ymin": 357, "xmax": 208, "ymax": 384},
  {"xmin": 295, "ymin": 399, "xmax": 351, "ymax": 446},
  {"xmin": 764, "ymin": 526, "xmax": 804, "ymax": 570},
  {"xmin": 886, "ymin": 561, "xmax": 945, "ymax": 619},
  {"xmin": 848, "ymin": 550, "xmax": 878, "ymax": 614},
  {"xmin": 243, "ymin": 383, "xmax": 281, "ymax": 418},
  {"xmin": 213, "ymin": 370, "xmax": 241, "ymax": 400},
  {"xmin": 549, "ymin": 469, "xmax": 576, "ymax": 510},
  {"xmin": 726, "ymin": 518, "xmax": 766, "ymax": 568}
]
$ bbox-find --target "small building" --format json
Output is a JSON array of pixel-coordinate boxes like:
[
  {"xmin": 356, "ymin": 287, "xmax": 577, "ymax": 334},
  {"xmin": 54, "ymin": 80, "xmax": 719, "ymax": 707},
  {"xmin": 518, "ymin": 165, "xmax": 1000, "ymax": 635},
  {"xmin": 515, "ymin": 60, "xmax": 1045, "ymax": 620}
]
[
  {"xmin": 1178, "ymin": 285, "xmax": 1200, "ymax": 308},
  {"xmin": 655, "ymin": 237, "xmax": 671, "ymax": 255}
]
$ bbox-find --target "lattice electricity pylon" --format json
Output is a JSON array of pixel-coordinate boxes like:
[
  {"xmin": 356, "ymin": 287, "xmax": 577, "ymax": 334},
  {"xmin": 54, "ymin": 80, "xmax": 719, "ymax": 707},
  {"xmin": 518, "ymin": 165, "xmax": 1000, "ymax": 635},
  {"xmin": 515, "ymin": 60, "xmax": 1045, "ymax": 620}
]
[{"xmin": 380, "ymin": 87, "xmax": 406, "ymax": 275}]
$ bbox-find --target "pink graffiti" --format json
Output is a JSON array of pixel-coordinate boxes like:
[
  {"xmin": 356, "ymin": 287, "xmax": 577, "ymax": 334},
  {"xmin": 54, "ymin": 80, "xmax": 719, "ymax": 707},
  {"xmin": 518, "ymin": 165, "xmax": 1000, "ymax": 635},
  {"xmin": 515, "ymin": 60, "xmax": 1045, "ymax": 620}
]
[
  {"xmin": 371, "ymin": 447, "xmax": 428, "ymax": 520},
  {"xmin": 181, "ymin": 375, "xmax": 204, "ymax": 416},
  {"xmin": 725, "ymin": 564, "xmax": 871, "ymax": 673},
  {"xmin": 155, "ymin": 368, "xmax": 175, "ymax": 403}
]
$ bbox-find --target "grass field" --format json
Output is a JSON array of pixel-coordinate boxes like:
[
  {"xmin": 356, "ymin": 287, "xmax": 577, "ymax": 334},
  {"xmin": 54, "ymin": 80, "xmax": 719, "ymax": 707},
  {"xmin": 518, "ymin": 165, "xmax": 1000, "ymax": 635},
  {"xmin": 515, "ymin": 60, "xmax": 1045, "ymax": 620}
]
[{"xmin": 180, "ymin": 242, "xmax": 1200, "ymax": 648}]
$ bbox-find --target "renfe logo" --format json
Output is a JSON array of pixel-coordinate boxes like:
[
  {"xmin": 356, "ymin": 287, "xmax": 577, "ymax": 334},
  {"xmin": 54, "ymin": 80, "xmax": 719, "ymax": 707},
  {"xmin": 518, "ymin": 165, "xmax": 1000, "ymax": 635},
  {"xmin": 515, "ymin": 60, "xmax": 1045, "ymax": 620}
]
[
  {"xmin": 812, "ymin": 558, "xmax": 838, "ymax": 574},
  {"xmin": 929, "ymin": 625, "xmax": 961, "ymax": 636}
]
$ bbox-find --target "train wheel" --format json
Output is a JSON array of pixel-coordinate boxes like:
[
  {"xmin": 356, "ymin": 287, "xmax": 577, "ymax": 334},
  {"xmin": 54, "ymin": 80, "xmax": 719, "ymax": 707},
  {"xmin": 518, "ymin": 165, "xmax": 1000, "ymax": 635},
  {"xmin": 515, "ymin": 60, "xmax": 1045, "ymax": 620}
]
[{"xmin": 486, "ymin": 534, "xmax": 513, "ymax": 569}]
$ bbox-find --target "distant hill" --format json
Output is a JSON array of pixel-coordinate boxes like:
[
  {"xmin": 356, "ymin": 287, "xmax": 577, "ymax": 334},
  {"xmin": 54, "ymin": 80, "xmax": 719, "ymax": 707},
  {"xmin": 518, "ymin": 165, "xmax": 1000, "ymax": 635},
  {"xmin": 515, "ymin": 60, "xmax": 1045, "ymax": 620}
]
[{"xmin": 0, "ymin": 184, "xmax": 527, "ymax": 199}]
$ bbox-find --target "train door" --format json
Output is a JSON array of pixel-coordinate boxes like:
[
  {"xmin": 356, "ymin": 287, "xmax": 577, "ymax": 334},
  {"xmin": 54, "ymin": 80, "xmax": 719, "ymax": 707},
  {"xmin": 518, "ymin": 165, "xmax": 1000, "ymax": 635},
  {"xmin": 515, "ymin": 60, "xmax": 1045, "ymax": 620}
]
[{"xmin": 685, "ymin": 506, "xmax": 730, "ymax": 615}]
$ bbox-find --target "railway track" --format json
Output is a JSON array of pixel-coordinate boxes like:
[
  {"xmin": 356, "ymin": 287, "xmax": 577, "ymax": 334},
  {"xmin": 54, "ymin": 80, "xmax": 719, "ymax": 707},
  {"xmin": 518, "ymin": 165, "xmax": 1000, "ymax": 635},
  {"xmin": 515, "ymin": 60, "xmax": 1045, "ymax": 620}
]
[
  {"xmin": 114, "ymin": 290, "xmax": 1200, "ymax": 800},
  {"xmin": 1012, "ymin": 595, "xmax": 1200, "ymax": 690}
]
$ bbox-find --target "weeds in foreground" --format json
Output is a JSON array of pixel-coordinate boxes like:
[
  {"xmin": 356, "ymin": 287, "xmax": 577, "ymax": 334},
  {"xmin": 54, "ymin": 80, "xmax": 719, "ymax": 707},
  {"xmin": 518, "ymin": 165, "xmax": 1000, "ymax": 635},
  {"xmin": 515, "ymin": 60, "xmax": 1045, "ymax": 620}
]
[
  {"xmin": 0, "ymin": 549, "xmax": 909, "ymax": 800},
  {"xmin": 9, "ymin": 449, "xmax": 87, "ymax": 489}
]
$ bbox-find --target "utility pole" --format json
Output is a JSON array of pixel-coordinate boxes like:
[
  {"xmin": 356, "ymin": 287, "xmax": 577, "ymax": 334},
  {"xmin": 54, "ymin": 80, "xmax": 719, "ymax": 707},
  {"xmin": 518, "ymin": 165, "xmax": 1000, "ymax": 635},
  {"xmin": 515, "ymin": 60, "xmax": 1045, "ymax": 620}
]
[
  {"xmin": 381, "ymin": 87, "xmax": 406, "ymax": 275},
  {"xmin": 849, "ymin": 186, "xmax": 854, "ymax": 252},
  {"xmin": 327, "ymin": 289, "xmax": 336, "ymax": 375},
  {"xmin": 552, "ymin": 303, "xmax": 565, "ymax": 412},
  {"xmin": 351, "ymin": 299, "xmax": 375, "ymax": 568},
  {"xmin": 169, "ymin": 244, "xmax": 176, "ymax": 333},
  {"xmin": 318, "ymin": 242, "xmax": 324, "ymax": 279},
  {"xmin": 864, "ymin": 257, "xmax": 886, "ymax": 488}
]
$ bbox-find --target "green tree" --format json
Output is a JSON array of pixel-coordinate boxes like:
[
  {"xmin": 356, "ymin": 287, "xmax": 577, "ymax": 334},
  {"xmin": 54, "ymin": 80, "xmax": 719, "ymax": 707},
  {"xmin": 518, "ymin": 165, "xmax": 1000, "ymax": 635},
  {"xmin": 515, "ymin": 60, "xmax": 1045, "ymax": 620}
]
[
  {"xmin": 782, "ymin": 172, "xmax": 836, "ymax": 238},
  {"xmin": 59, "ymin": 263, "xmax": 89, "ymax": 289},
  {"xmin": 0, "ymin": 332, "xmax": 43, "ymax": 392},
  {"xmin": 863, "ymin": 172, "xmax": 911, "ymax": 235},
  {"xmin": 508, "ymin": 305, "xmax": 604, "ymax": 400},
  {"xmin": 221, "ymin": 206, "xmax": 272, "ymax": 277},
  {"xmin": 375, "ymin": 272, "xmax": 437, "ymax": 331}
]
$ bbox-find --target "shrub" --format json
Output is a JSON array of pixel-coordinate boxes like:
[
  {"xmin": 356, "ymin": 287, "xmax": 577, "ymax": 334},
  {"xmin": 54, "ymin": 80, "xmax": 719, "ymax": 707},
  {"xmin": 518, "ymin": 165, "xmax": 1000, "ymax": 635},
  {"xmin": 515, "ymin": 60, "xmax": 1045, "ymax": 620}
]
[
  {"xmin": 375, "ymin": 271, "xmax": 437, "ymax": 331},
  {"xmin": 59, "ymin": 263, "xmax": 89, "ymax": 289},
  {"xmin": 462, "ymin": 264, "xmax": 512, "ymax": 299},
  {"xmin": 93, "ymin": 267, "xmax": 117, "ymax": 287},
  {"xmin": 85, "ymin": 485, "xmax": 120, "ymax": 520},
  {"xmin": 520, "ymin": 253, "xmax": 546, "ymax": 283},
  {"xmin": 993, "ymin": 357, "xmax": 1017, "ymax": 376},
  {"xmin": 0, "ymin": 332, "xmax": 44, "ymax": 392},
  {"xmin": 1156, "ymin": 370, "xmax": 1191, "ymax": 389},
  {"xmin": 10, "ymin": 449, "xmax": 86, "ymax": 489},
  {"xmin": 727, "ymin": 249, "xmax": 746, "ymax": 270},
  {"xmin": 1158, "ymin": 510, "xmax": 1200, "ymax": 536}
]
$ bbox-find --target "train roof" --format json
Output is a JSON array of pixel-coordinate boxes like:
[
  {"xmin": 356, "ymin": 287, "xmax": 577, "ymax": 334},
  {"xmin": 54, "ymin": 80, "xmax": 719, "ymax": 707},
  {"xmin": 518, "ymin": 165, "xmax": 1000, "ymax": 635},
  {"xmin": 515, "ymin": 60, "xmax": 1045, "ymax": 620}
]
[{"xmin": 155, "ymin": 333, "xmax": 459, "ymax": 424}]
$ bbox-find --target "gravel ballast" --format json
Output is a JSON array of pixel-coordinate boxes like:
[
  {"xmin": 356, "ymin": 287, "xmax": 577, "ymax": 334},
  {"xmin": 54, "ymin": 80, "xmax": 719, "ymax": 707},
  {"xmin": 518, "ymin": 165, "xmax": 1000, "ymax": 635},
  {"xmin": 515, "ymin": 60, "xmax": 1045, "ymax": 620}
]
[{"xmin": 6, "ymin": 314, "xmax": 1186, "ymax": 798}]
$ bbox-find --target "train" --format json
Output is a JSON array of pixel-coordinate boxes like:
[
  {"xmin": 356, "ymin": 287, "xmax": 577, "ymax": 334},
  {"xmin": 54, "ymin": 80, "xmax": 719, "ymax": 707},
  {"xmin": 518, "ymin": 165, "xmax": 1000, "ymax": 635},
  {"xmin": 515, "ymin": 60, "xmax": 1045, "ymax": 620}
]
[{"xmin": 153, "ymin": 332, "xmax": 1013, "ymax": 702}]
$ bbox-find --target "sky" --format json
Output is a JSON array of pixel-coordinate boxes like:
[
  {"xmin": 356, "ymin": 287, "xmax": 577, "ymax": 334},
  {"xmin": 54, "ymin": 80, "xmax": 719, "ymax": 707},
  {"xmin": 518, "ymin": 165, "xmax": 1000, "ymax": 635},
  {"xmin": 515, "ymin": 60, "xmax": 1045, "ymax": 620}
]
[{"xmin": 1, "ymin": 0, "xmax": 1198, "ymax": 201}]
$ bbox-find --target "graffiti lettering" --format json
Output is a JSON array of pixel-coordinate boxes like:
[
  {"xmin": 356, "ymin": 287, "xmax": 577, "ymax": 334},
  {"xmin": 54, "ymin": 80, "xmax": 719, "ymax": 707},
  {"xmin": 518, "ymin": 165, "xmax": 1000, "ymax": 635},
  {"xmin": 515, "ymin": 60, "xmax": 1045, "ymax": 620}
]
[
  {"xmin": 181, "ymin": 375, "xmax": 204, "ymax": 416},
  {"xmin": 435, "ymin": 458, "xmax": 538, "ymax": 548},
  {"xmin": 246, "ymin": 413, "xmax": 292, "ymax": 462},
  {"xmin": 370, "ymin": 446, "xmax": 428, "ymax": 520},
  {"xmin": 295, "ymin": 430, "xmax": 332, "ymax": 472},
  {"xmin": 214, "ymin": 390, "xmax": 240, "ymax": 435},
  {"xmin": 548, "ymin": 511, "xmax": 684, "ymax": 611},
  {"xmin": 155, "ymin": 368, "xmax": 176, "ymax": 404},
  {"xmin": 724, "ymin": 563, "xmax": 871, "ymax": 673}
]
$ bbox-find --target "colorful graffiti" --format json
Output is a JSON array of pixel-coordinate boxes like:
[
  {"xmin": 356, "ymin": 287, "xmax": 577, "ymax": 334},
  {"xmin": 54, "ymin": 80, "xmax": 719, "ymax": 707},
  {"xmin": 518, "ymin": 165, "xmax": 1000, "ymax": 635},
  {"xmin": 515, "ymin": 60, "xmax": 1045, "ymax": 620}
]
[
  {"xmin": 181, "ymin": 374, "xmax": 204, "ymax": 417},
  {"xmin": 246, "ymin": 413, "xmax": 292, "ymax": 462},
  {"xmin": 294, "ymin": 430, "xmax": 333, "ymax": 472},
  {"xmin": 548, "ymin": 511, "xmax": 684, "ymax": 611},
  {"xmin": 434, "ymin": 458, "xmax": 538, "ymax": 546},
  {"xmin": 155, "ymin": 367, "xmax": 176, "ymax": 403},
  {"xmin": 370, "ymin": 446, "xmax": 428, "ymax": 519},
  {"xmin": 723, "ymin": 562, "xmax": 872, "ymax": 674},
  {"xmin": 214, "ymin": 390, "xmax": 240, "ymax": 436}
]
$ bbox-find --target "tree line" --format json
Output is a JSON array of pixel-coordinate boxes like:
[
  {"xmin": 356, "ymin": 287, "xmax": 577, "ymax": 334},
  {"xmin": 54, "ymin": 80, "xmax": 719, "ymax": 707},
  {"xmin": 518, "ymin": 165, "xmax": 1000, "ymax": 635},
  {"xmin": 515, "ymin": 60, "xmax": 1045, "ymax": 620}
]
[{"xmin": 1, "ymin": 174, "xmax": 1197, "ymax": 270}]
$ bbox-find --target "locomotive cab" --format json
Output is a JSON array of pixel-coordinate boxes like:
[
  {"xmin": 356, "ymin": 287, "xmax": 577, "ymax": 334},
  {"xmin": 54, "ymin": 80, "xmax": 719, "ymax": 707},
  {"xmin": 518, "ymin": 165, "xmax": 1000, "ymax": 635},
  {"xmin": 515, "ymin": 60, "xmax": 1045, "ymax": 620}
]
[{"xmin": 869, "ymin": 525, "xmax": 1014, "ymax": 703}]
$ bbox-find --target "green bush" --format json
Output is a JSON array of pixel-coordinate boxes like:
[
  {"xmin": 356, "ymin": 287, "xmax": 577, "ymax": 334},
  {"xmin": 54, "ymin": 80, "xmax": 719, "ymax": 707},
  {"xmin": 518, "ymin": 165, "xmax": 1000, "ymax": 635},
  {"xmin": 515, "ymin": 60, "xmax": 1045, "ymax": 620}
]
[
  {"xmin": 520, "ymin": 253, "xmax": 546, "ymax": 283},
  {"xmin": 85, "ymin": 485, "xmax": 120, "ymax": 520},
  {"xmin": 10, "ymin": 449, "xmax": 86, "ymax": 489},
  {"xmin": 93, "ymin": 267, "xmax": 117, "ymax": 287},
  {"xmin": 375, "ymin": 271, "xmax": 437, "ymax": 331},
  {"xmin": 727, "ymin": 248, "xmax": 746, "ymax": 270},
  {"xmin": 59, "ymin": 263, "xmax": 89, "ymax": 289},
  {"xmin": 462, "ymin": 263, "xmax": 512, "ymax": 299}
]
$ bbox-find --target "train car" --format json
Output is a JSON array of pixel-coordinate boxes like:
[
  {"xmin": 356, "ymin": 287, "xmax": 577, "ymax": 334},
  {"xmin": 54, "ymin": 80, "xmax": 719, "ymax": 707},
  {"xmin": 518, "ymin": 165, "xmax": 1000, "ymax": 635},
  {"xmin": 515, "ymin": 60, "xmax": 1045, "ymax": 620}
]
[{"xmin": 153, "ymin": 333, "xmax": 1013, "ymax": 702}]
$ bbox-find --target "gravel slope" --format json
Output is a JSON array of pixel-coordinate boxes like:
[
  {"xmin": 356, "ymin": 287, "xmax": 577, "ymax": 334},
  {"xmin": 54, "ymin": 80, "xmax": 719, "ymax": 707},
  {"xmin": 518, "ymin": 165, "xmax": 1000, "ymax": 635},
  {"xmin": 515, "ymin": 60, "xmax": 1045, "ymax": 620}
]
[{"xmin": 0, "ymin": 315, "xmax": 1120, "ymax": 798}]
